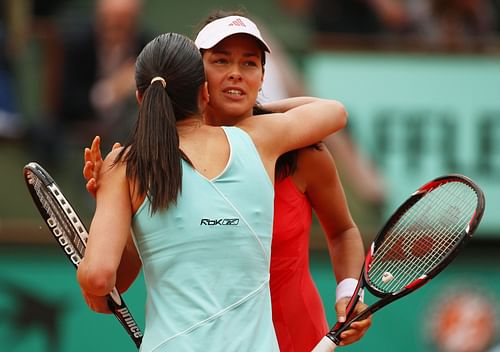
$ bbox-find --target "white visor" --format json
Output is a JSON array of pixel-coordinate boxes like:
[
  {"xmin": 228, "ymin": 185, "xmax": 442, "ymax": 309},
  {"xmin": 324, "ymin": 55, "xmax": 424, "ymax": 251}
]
[{"xmin": 195, "ymin": 16, "xmax": 271, "ymax": 53}]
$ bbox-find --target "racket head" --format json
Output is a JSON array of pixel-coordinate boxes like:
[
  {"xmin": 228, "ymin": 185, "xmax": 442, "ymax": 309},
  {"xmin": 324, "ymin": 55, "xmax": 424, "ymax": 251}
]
[
  {"xmin": 23, "ymin": 162, "xmax": 89, "ymax": 266},
  {"xmin": 364, "ymin": 174, "xmax": 485, "ymax": 298}
]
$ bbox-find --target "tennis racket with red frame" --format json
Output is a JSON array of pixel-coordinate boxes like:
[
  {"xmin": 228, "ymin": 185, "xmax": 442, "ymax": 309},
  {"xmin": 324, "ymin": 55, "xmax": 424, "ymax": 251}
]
[
  {"xmin": 312, "ymin": 174, "xmax": 485, "ymax": 352},
  {"xmin": 23, "ymin": 162, "xmax": 143, "ymax": 349}
]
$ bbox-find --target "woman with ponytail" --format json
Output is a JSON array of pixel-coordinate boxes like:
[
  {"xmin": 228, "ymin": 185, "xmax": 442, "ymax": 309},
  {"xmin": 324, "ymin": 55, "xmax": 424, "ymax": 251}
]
[{"xmin": 76, "ymin": 32, "xmax": 347, "ymax": 351}]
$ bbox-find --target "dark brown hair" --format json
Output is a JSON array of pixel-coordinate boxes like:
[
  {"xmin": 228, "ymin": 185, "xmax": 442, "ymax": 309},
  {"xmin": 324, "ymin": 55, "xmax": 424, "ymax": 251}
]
[{"xmin": 117, "ymin": 33, "xmax": 206, "ymax": 213}]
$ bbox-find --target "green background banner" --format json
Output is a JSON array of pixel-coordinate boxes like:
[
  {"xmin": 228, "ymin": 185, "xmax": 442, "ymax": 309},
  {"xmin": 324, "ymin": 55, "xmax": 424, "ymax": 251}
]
[
  {"xmin": 305, "ymin": 52, "xmax": 500, "ymax": 237},
  {"xmin": 1, "ymin": 245, "xmax": 499, "ymax": 351}
]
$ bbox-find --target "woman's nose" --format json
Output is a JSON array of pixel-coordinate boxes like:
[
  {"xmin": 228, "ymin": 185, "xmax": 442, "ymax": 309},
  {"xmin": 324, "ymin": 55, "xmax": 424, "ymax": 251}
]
[{"xmin": 228, "ymin": 67, "xmax": 242, "ymax": 81}]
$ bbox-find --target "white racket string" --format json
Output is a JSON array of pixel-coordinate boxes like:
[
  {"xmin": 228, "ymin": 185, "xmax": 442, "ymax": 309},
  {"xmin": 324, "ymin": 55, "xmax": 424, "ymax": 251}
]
[
  {"xmin": 369, "ymin": 181, "xmax": 478, "ymax": 292},
  {"xmin": 376, "ymin": 193, "xmax": 464, "ymax": 288},
  {"xmin": 371, "ymin": 182, "xmax": 475, "ymax": 289},
  {"xmin": 371, "ymin": 182, "xmax": 476, "ymax": 290}
]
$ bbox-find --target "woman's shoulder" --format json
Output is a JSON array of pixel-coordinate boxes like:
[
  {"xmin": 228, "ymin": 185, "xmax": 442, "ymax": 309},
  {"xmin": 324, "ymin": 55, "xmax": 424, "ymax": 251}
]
[
  {"xmin": 103, "ymin": 146, "xmax": 125, "ymax": 160},
  {"xmin": 296, "ymin": 143, "xmax": 331, "ymax": 164},
  {"xmin": 101, "ymin": 147, "xmax": 127, "ymax": 177},
  {"xmin": 295, "ymin": 143, "xmax": 338, "ymax": 184}
]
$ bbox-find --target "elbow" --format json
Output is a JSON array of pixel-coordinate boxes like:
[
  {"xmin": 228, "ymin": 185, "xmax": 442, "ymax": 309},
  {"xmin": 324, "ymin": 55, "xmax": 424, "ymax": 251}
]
[
  {"xmin": 77, "ymin": 262, "xmax": 116, "ymax": 296},
  {"xmin": 324, "ymin": 100, "xmax": 348, "ymax": 133},
  {"xmin": 336, "ymin": 101, "xmax": 348, "ymax": 130}
]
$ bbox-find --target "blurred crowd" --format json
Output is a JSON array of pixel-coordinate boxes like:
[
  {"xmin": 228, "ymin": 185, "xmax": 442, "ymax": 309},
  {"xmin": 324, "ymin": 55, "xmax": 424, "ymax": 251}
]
[
  {"xmin": 280, "ymin": 0, "xmax": 500, "ymax": 50},
  {"xmin": 1, "ymin": 0, "xmax": 500, "ymax": 159},
  {"xmin": 1, "ymin": 0, "xmax": 150, "ymax": 168}
]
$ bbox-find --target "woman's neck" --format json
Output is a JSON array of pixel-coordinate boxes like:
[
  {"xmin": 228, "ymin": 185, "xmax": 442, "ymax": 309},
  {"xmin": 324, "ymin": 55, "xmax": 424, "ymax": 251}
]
[
  {"xmin": 176, "ymin": 117, "xmax": 203, "ymax": 134},
  {"xmin": 203, "ymin": 110, "xmax": 249, "ymax": 127}
]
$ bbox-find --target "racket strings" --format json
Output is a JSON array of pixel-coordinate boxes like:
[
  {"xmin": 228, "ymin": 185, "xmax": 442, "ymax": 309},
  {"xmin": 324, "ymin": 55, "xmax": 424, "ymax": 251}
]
[
  {"xmin": 368, "ymin": 181, "xmax": 478, "ymax": 293},
  {"xmin": 371, "ymin": 182, "xmax": 476, "ymax": 289},
  {"xmin": 377, "ymin": 194, "xmax": 468, "ymax": 286},
  {"xmin": 27, "ymin": 171, "xmax": 87, "ymax": 260},
  {"xmin": 372, "ymin": 187, "xmax": 474, "ymax": 292}
]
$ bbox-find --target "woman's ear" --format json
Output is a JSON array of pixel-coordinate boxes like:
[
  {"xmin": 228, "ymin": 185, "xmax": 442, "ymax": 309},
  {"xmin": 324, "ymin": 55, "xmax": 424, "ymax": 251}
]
[{"xmin": 135, "ymin": 90, "xmax": 143, "ymax": 104}]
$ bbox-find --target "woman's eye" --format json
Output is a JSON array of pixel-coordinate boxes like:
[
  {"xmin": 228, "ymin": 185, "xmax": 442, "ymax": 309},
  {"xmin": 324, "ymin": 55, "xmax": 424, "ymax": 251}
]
[
  {"xmin": 243, "ymin": 61, "xmax": 258, "ymax": 67},
  {"xmin": 214, "ymin": 58, "xmax": 228, "ymax": 64}
]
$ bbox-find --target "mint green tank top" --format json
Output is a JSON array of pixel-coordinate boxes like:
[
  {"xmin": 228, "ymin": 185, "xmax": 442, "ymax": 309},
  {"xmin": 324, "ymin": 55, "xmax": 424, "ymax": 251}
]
[{"xmin": 131, "ymin": 126, "xmax": 278, "ymax": 352}]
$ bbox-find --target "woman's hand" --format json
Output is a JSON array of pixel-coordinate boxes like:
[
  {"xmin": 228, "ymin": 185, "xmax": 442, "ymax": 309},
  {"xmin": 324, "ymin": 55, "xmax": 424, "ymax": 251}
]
[
  {"xmin": 334, "ymin": 297, "xmax": 372, "ymax": 346},
  {"xmin": 83, "ymin": 136, "xmax": 121, "ymax": 197}
]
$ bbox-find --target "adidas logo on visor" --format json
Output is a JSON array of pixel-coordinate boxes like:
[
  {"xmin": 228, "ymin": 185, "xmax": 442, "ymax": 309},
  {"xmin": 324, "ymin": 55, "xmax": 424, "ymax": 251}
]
[{"xmin": 229, "ymin": 18, "xmax": 246, "ymax": 27}]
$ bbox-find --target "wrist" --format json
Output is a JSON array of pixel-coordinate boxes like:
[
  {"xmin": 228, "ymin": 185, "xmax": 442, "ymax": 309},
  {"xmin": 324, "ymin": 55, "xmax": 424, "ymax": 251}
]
[{"xmin": 336, "ymin": 278, "xmax": 364, "ymax": 303}]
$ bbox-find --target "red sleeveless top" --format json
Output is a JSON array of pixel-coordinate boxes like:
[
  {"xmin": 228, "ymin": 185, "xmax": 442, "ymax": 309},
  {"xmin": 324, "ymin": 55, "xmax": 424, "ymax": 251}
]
[{"xmin": 271, "ymin": 176, "xmax": 329, "ymax": 351}]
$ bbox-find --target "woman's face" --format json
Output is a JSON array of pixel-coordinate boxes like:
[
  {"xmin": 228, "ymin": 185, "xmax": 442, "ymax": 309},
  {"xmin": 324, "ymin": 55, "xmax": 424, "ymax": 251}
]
[{"xmin": 202, "ymin": 34, "xmax": 264, "ymax": 125}]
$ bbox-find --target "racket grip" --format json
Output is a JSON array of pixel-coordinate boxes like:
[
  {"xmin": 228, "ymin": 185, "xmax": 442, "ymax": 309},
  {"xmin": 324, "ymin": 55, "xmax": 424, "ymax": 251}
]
[
  {"xmin": 311, "ymin": 336, "xmax": 337, "ymax": 352},
  {"xmin": 107, "ymin": 288, "xmax": 143, "ymax": 348}
]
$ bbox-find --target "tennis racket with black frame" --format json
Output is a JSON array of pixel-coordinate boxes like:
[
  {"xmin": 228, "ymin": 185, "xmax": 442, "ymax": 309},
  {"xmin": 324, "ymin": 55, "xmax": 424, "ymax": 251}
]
[
  {"xmin": 23, "ymin": 161, "xmax": 143, "ymax": 349},
  {"xmin": 312, "ymin": 174, "xmax": 485, "ymax": 352}
]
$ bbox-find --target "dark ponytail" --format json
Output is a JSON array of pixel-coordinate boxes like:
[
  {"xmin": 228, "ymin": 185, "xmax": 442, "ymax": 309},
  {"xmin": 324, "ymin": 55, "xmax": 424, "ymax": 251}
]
[{"xmin": 116, "ymin": 33, "xmax": 206, "ymax": 213}]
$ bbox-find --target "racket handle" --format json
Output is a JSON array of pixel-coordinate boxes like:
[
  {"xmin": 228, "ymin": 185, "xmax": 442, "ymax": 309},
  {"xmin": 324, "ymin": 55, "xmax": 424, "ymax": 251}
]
[
  {"xmin": 311, "ymin": 336, "xmax": 337, "ymax": 352},
  {"xmin": 107, "ymin": 288, "xmax": 143, "ymax": 348}
]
